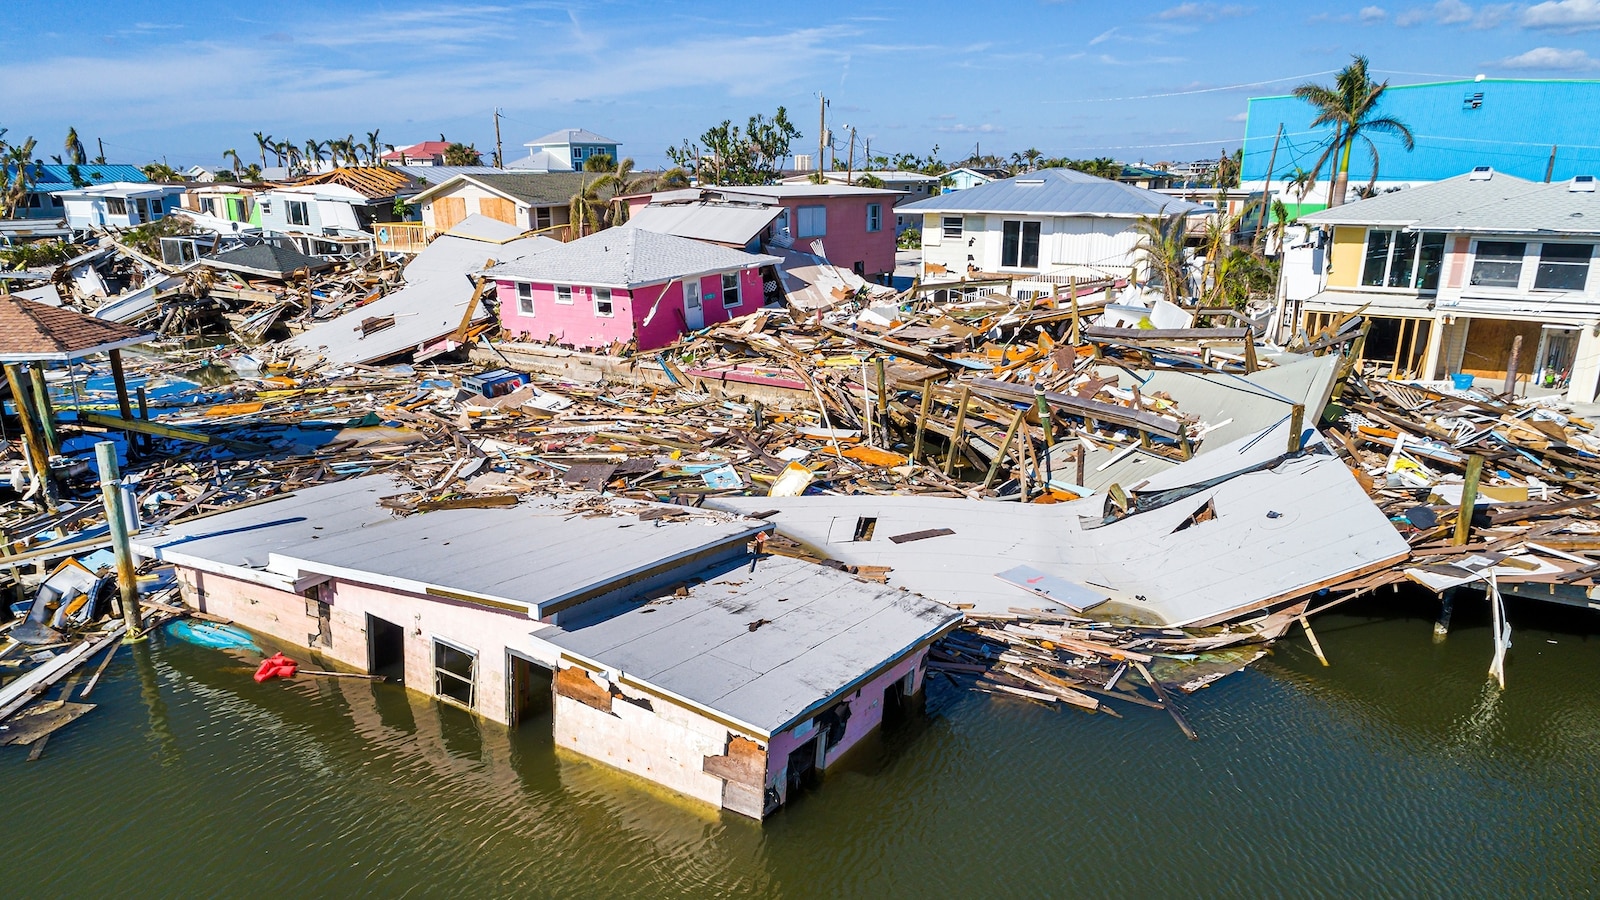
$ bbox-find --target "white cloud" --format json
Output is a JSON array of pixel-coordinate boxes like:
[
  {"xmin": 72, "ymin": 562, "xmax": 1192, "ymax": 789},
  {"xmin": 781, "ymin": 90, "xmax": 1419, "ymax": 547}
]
[
  {"xmin": 1522, "ymin": 0, "xmax": 1600, "ymax": 31},
  {"xmin": 1496, "ymin": 46, "xmax": 1600, "ymax": 69},
  {"xmin": 1089, "ymin": 27, "xmax": 1119, "ymax": 45},
  {"xmin": 1395, "ymin": 0, "xmax": 1510, "ymax": 27},
  {"xmin": 936, "ymin": 123, "xmax": 1006, "ymax": 134},
  {"xmin": 1227, "ymin": 111, "xmax": 1249, "ymax": 122},
  {"xmin": 1158, "ymin": 2, "xmax": 1254, "ymax": 21},
  {"xmin": 1359, "ymin": 6, "xmax": 1389, "ymax": 21}
]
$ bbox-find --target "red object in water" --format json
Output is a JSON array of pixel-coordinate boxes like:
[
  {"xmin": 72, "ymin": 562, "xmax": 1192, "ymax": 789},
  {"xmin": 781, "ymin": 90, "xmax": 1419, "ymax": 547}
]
[{"xmin": 253, "ymin": 652, "xmax": 299, "ymax": 682}]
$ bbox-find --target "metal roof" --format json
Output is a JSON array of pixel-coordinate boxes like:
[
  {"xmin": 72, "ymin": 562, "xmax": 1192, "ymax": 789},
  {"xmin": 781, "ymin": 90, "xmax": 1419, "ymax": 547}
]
[
  {"xmin": 624, "ymin": 200, "xmax": 782, "ymax": 246},
  {"xmin": 486, "ymin": 227, "xmax": 780, "ymax": 289},
  {"xmin": 1300, "ymin": 172, "xmax": 1600, "ymax": 235},
  {"xmin": 899, "ymin": 168, "xmax": 1206, "ymax": 217},
  {"xmin": 132, "ymin": 475, "xmax": 770, "ymax": 618},
  {"xmin": 526, "ymin": 128, "xmax": 619, "ymax": 147},
  {"xmin": 539, "ymin": 555, "xmax": 961, "ymax": 735},
  {"xmin": 4, "ymin": 163, "xmax": 147, "ymax": 186}
]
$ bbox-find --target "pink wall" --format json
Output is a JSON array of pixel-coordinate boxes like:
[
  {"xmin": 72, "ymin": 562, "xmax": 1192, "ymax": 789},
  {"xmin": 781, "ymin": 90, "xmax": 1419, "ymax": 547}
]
[
  {"xmin": 763, "ymin": 649, "xmax": 928, "ymax": 788},
  {"xmin": 1445, "ymin": 235, "xmax": 1470, "ymax": 290},
  {"xmin": 497, "ymin": 266, "xmax": 765, "ymax": 353},
  {"xmin": 778, "ymin": 195, "xmax": 898, "ymax": 280}
]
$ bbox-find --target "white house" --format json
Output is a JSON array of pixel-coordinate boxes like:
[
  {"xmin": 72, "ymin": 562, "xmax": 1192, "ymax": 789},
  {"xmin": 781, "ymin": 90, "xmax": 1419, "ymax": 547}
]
[
  {"xmin": 506, "ymin": 129, "xmax": 621, "ymax": 172},
  {"xmin": 898, "ymin": 168, "xmax": 1206, "ymax": 288},
  {"xmin": 52, "ymin": 182, "xmax": 189, "ymax": 230}
]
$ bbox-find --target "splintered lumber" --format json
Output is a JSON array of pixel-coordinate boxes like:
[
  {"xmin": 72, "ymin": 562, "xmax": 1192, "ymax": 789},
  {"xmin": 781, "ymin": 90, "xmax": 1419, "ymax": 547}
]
[
  {"xmin": 0, "ymin": 623, "xmax": 125, "ymax": 722},
  {"xmin": 1133, "ymin": 661, "xmax": 1197, "ymax": 741}
]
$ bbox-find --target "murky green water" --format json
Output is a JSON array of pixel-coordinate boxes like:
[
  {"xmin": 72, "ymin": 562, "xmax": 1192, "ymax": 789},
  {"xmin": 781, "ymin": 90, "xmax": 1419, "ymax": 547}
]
[{"xmin": 6, "ymin": 588, "xmax": 1599, "ymax": 898}]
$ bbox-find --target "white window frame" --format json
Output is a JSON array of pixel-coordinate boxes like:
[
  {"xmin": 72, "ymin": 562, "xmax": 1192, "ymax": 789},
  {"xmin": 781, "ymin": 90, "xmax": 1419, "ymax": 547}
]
[
  {"xmin": 1468, "ymin": 240, "xmax": 1529, "ymax": 291},
  {"xmin": 516, "ymin": 282, "xmax": 534, "ymax": 315},
  {"xmin": 534, "ymin": 207, "xmax": 553, "ymax": 231},
  {"xmin": 432, "ymin": 637, "xmax": 477, "ymax": 709},
  {"xmin": 797, "ymin": 205, "xmax": 827, "ymax": 238},
  {"xmin": 721, "ymin": 272, "xmax": 741, "ymax": 308},
  {"xmin": 1360, "ymin": 229, "xmax": 1446, "ymax": 292},
  {"xmin": 286, "ymin": 199, "xmax": 310, "ymax": 227},
  {"xmin": 1532, "ymin": 243, "xmax": 1593, "ymax": 293},
  {"xmin": 866, "ymin": 203, "xmax": 882, "ymax": 233},
  {"xmin": 999, "ymin": 219, "xmax": 1042, "ymax": 269},
  {"xmin": 593, "ymin": 287, "xmax": 614, "ymax": 317},
  {"xmin": 942, "ymin": 216, "xmax": 963, "ymax": 239},
  {"xmin": 555, "ymin": 284, "xmax": 573, "ymax": 305},
  {"xmin": 106, "ymin": 197, "xmax": 128, "ymax": 216}
]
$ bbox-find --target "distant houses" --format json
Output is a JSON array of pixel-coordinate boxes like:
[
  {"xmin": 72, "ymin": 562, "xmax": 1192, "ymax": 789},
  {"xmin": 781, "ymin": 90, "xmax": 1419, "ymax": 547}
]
[{"xmin": 507, "ymin": 129, "xmax": 621, "ymax": 172}]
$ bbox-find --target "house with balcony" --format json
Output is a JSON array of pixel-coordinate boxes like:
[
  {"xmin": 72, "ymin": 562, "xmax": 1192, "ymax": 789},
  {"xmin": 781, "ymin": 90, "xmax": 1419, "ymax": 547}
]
[
  {"xmin": 254, "ymin": 167, "xmax": 419, "ymax": 257},
  {"xmin": 52, "ymin": 182, "xmax": 188, "ymax": 231},
  {"xmin": 506, "ymin": 129, "xmax": 621, "ymax": 172},
  {"xmin": 485, "ymin": 227, "xmax": 779, "ymax": 352},
  {"xmin": 898, "ymin": 168, "xmax": 1206, "ymax": 291},
  {"xmin": 407, "ymin": 172, "xmax": 591, "ymax": 238},
  {"xmin": 1295, "ymin": 169, "xmax": 1600, "ymax": 400}
]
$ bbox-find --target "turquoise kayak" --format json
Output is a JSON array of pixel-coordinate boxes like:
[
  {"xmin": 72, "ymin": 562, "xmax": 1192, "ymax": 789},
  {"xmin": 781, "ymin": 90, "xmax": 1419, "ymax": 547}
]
[{"xmin": 167, "ymin": 620, "xmax": 260, "ymax": 652}]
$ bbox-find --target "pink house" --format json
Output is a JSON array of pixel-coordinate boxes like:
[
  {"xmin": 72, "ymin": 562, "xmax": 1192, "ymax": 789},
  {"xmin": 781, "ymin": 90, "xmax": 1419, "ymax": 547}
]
[
  {"xmin": 489, "ymin": 227, "xmax": 781, "ymax": 352},
  {"xmin": 625, "ymin": 184, "xmax": 903, "ymax": 283}
]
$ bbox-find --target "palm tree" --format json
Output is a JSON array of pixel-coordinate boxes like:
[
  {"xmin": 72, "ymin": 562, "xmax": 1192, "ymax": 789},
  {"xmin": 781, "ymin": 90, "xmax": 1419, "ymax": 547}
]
[
  {"xmin": 365, "ymin": 130, "xmax": 383, "ymax": 165},
  {"xmin": 142, "ymin": 161, "xmax": 179, "ymax": 182},
  {"xmin": 243, "ymin": 163, "xmax": 263, "ymax": 182},
  {"xmin": 567, "ymin": 178, "xmax": 604, "ymax": 238},
  {"xmin": 591, "ymin": 157, "xmax": 652, "ymax": 227},
  {"xmin": 270, "ymin": 140, "xmax": 288, "ymax": 167},
  {"xmin": 304, "ymin": 139, "xmax": 327, "ymax": 168},
  {"xmin": 64, "ymin": 127, "xmax": 86, "ymax": 165},
  {"xmin": 0, "ymin": 135, "xmax": 38, "ymax": 219},
  {"xmin": 1134, "ymin": 210, "xmax": 1191, "ymax": 306},
  {"xmin": 1292, "ymin": 55, "xmax": 1414, "ymax": 207},
  {"xmin": 442, "ymin": 143, "xmax": 482, "ymax": 166},
  {"xmin": 654, "ymin": 167, "xmax": 691, "ymax": 191},
  {"xmin": 223, "ymin": 148, "xmax": 243, "ymax": 176},
  {"xmin": 253, "ymin": 132, "xmax": 271, "ymax": 168}
]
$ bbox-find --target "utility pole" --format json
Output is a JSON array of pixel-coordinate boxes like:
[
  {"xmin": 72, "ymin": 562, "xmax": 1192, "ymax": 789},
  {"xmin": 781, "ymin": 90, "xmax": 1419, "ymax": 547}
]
[
  {"xmin": 846, "ymin": 126, "xmax": 856, "ymax": 183},
  {"xmin": 816, "ymin": 93, "xmax": 828, "ymax": 182},
  {"xmin": 97, "ymin": 137, "xmax": 105, "ymax": 163},
  {"xmin": 1256, "ymin": 124, "xmax": 1283, "ymax": 252},
  {"xmin": 493, "ymin": 108, "xmax": 504, "ymax": 169},
  {"xmin": 1545, "ymin": 145, "xmax": 1558, "ymax": 183}
]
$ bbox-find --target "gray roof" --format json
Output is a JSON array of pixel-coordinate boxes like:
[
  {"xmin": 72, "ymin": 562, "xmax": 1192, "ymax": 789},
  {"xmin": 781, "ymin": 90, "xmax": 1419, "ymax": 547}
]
[
  {"xmin": 486, "ymin": 227, "xmax": 780, "ymax": 289},
  {"xmin": 527, "ymin": 128, "xmax": 619, "ymax": 146},
  {"xmin": 132, "ymin": 475, "xmax": 769, "ymax": 618},
  {"xmin": 411, "ymin": 172, "xmax": 594, "ymax": 208},
  {"xmin": 899, "ymin": 167, "xmax": 1206, "ymax": 217},
  {"xmin": 1300, "ymin": 172, "xmax": 1600, "ymax": 235},
  {"xmin": 202, "ymin": 243, "xmax": 331, "ymax": 278},
  {"xmin": 395, "ymin": 165, "xmax": 515, "ymax": 186},
  {"xmin": 539, "ymin": 556, "xmax": 960, "ymax": 734},
  {"xmin": 624, "ymin": 200, "xmax": 782, "ymax": 246}
]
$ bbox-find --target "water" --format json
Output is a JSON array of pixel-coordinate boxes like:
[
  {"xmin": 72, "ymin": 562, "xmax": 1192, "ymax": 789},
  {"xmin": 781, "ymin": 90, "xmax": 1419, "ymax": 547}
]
[{"xmin": 6, "ymin": 588, "xmax": 1599, "ymax": 898}]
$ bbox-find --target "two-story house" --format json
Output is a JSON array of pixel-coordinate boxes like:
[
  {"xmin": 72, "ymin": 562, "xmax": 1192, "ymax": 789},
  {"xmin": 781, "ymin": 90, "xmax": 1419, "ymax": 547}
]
[
  {"xmin": 506, "ymin": 129, "xmax": 620, "ymax": 172},
  {"xmin": 53, "ymin": 181, "xmax": 189, "ymax": 230},
  {"xmin": 898, "ymin": 168, "xmax": 1205, "ymax": 291},
  {"xmin": 1296, "ymin": 170, "xmax": 1600, "ymax": 400}
]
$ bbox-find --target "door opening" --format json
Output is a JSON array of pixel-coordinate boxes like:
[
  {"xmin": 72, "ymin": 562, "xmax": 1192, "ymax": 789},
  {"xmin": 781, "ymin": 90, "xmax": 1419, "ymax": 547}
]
[
  {"xmin": 507, "ymin": 652, "xmax": 553, "ymax": 727},
  {"xmin": 367, "ymin": 614, "xmax": 405, "ymax": 682},
  {"xmin": 683, "ymin": 280, "xmax": 704, "ymax": 330}
]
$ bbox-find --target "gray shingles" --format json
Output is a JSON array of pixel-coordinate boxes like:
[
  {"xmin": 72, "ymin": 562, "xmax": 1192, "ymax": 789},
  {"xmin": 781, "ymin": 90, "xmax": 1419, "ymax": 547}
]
[
  {"xmin": 1300, "ymin": 171, "xmax": 1600, "ymax": 234},
  {"xmin": 485, "ymin": 227, "xmax": 780, "ymax": 289}
]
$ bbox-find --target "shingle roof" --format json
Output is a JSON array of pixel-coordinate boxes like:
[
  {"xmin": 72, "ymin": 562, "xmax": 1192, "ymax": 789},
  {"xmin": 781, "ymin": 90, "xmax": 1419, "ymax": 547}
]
[
  {"xmin": 900, "ymin": 167, "xmax": 1206, "ymax": 217},
  {"xmin": 414, "ymin": 172, "xmax": 595, "ymax": 207},
  {"xmin": 202, "ymin": 243, "xmax": 332, "ymax": 278},
  {"xmin": 526, "ymin": 128, "xmax": 619, "ymax": 147},
  {"xmin": 0, "ymin": 296, "xmax": 151, "ymax": 361},
  {"xmin": 486, "ymin": 227, "xmax": 780, "ymax": 288},
  {"xmin": 1300, "ymin": 172, "xmax": 1600, "ymax": 234}
]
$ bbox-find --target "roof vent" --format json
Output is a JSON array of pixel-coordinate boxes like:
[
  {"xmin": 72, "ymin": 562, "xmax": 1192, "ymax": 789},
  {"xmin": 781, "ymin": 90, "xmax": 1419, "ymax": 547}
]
[
  {"xmin": 1016, "ymin": 178, "xmax": 1045, "ymax": 185},
  {"xmin": 1468, "ymin": 166, "xmax": 1494, "ymax": 181},
  {"xmin": 1571, "ymin": 175, "xmax": 1597, "ymax": 193},
  {"xmin": 1463, "ymin": 91, "xmax": 1484, "ymax": 110}
]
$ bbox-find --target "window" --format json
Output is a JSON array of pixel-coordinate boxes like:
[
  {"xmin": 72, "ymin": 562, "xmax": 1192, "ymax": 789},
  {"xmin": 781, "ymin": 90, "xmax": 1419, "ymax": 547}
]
[
  {"xmin": 433, "ymin": 640, "xmax": 476, "ymax": 708},
  {"xmin": 1534, "ymin": 244, "xmax": 1592, "ymax": 291},
  {"xmin": 516, "ymin": 282, "xmax": 534, "ymax": 315},
  {"xmin": 534, "ymin": 207, "xmax": 553, "ymax": 231},
  {"xmin": 286, "ymin": 199, "xmax": 310, "ymax": 226},
  {"xmin": 722, "ymin": 272, "xmax": 741, "ymax": 308},
  {"xmin": 1000, "ymin": 220, "xmax": 1041, "ymax": 269},
  {"xmin": 866, "ymin": 203, "xmax": 882, "ymax": 232},
  {"xmin": 106, "ymin": 198, "xmax": 127, "ymax": 215},
  {"xmin": 555, "ymin": 285, "xmax": 573, "ymax": 304},
  {"xmin": 797, "ymin": 205, "xmax": 826, "ymax": 238},
  {"xmin": 942, "ymin": 216, "xmax": 963, "ymax": 239},
  {"xmin": 1361, "ymin": 229, "xmax": 1446, "ymax": 290},
  {"xmin": 773, "ymin": 208, "xmax": 791, "ymax": 239},
  {"xmin": 199, "ymin": 197, "xmax": 218, "ymax": 216},
  {"xmin": 259, "ymin": 198, "xmax": 272, "ymax": 215},
  {"xmin": 1470, "ymin": 241, "xmax": 1527, "ymax": 288},
  {"xmin": 593, "ymin": 287, "xmax": 614, "ymax": 317}
]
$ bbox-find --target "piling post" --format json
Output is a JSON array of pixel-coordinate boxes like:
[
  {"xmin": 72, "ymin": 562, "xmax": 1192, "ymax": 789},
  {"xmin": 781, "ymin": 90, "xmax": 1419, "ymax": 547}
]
[
  {"xmin": 1503, "ymin": 335, "xmax": 1522, "ymax": 397},
  {"xmin": 1452, "ymin": 454, "xmax": 1484, "ymax": 547},
  {"xmin": 912, "ymin": 382, "xmax": 932, "ymax": 465},
  {"xmin": 5, "ymin": 363, "xmax": 57, "ymax": 513},
  {"xmin": 28, "ymin": 363, "xmax": 58, "ymax": 456},
  {"xmin": 95, "ymin": 441, "xmax": 144, "ymax": 642},
  {"xmin": 1287, "ymin": 403, "xmax": 1305, "ymax": 454},
  {"xmin": 983, "ymin": 407, "xmax": 1028, "ymax": 490},
  {"xmin": 944, "ymin": 386, "xmax": 971, "ymax": 476},
  {"xmin": 1433, "ymin": 588, "xmax": 1455, "ymax": 642}
]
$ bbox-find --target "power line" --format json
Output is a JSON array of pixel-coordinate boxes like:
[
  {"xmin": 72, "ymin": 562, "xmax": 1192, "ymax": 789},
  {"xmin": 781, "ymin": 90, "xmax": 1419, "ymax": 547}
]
[{"xmin": 1041, "ymin": 70, "xmax": 1338, "ymax": 104}]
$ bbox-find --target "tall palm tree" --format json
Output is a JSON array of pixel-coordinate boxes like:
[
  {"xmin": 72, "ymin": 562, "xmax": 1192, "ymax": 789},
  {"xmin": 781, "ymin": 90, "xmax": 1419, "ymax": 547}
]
[
  {"xmin": 64, "ymin": 127, "xmax": 86, "ymax": 165},
  {"xmin": 243, "ymin": 163, "xmax": 263, "ymax": 182},
  {"xmin": 142, "ymin": 161, "xmax": 179, "ymax": 182},
  {"xmin": 567, "ymin": 178, "xmax": 604, "ymax": 239},
  {"xmin": 270, "ymin": 140, "xmax": 288, "ymax": 167},
  {"xmin": 654, "ymin": 167, "xmax": 691, "ymax": 191},
  {"xmin": 304, "ymin": 139, "xmax": 326, "ymax": 168},
  {"xmin": 1134, "ymin": 210, "xmax": 1190, "ymax": 306},
  {"xmin": 365, "ymin": 130, "xmax": 383, "ymax": 165},
  {"xmin": 223, "ymin": 148, "xmax": 243, "ymax": 176},
  {"xmin": 253, "ymin": 132, "xmax": 271, "ymax": 168},
  {"xmin": 592, "ymin": 157, "xmax": 651, "ymax": 227},
  {"xmin": 1292, "ymin": 55, "xmax": 1414, "ymax": 207}
]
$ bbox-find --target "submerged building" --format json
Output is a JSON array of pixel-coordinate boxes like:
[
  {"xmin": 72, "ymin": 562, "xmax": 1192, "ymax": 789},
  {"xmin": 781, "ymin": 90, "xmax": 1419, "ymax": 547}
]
[{"xmin": 132, "ymin": 476, "xmax": 960, "ymax": 819}]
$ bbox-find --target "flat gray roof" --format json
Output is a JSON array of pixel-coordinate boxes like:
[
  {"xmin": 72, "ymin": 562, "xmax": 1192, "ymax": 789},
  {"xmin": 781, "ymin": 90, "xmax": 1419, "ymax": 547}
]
[
  {"xmin": 899, "ymin": 167, "xmax": 1206, "ymax": 217},
  {"xmin": 540, "ymin": 556, "xmax": 961, "ymax": 735},
  {"xmin": 134, "ymin": 475, "xmax": 770, "ymax": 617}
]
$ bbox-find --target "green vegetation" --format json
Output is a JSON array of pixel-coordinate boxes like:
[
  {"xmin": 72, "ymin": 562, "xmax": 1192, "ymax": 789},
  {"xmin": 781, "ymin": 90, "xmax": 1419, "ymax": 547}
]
[
  {"xmin": 667, "ymin": 107, "xmax": 801, "ymax": 185},
  {"xmin": 1293, "ymin": 55, "xmax": 1414, "ymax": 207}
]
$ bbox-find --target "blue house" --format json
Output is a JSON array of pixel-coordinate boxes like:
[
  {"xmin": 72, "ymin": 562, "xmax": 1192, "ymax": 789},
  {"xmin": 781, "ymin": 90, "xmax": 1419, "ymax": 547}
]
[
  {"xmin": 506, "ymin": 129, "xmax": 620, "ymax": 172},
  {"xmin": 1241, "ymin": 78, "xmax": 1600, "ymax": 213},
  {"xmin": 3, "ymin": 163, "xmax": 148, "ymax": 219}
]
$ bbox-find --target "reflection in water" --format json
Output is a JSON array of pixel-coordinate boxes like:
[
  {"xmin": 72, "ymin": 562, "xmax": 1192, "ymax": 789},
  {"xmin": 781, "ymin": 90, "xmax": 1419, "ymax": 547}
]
[{"xmin": 2, "ymin": 591, "xmax": 1599, "ymax": 897}]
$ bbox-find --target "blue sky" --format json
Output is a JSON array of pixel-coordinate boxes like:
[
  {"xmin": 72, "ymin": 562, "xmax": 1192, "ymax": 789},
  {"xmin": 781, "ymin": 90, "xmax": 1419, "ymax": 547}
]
[{"xmin": 7, "ymin": 0, "xmax": 1600, "ymax": 170}]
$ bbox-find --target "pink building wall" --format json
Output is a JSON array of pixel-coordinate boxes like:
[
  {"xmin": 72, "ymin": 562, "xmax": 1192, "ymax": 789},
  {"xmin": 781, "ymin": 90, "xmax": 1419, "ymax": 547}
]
[
  {"xmin": 1444, "ymin": 236, "xmax": 1470, "ymax": 291},
  {"xmin": 496, "ymin": 266, "xmax": 764, "ymax": 352},
  {"xmin": 775, "ymin": 194, "xmax": 898, "ymax": 281}
]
